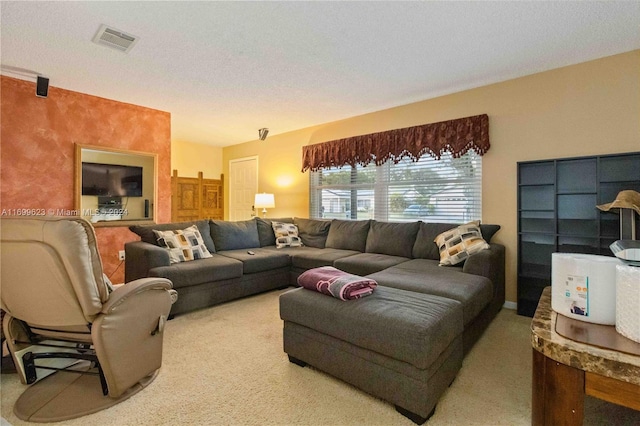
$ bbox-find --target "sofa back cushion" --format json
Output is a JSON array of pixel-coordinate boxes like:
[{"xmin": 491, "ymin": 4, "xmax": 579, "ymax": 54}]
[
  {"xmin": 412, "ymin": 222, "xmax": 501, "ymax": 259},
  {"xmin": 256, "ymin": 217, "xmax": 294, "ymax": 247},
  {"xmin": 130, "ymin": 220, "xmax": 216, "ymax": 253},
  {"xmin": 412, "ymin": 223, "xmax": 458, "ymax": 260},
  {"xmin": 210, "ymin": 219, "xmax": 260, "ymax": 251},
  {"xmin": 366, "ymin": 220, "xmax": 420, "ymax": 258},
  {"xmin": 325, "ymin": 219, "xmax": 370, "ymax": 252},
  {"xmin": 478, "ymin": 224, "xmax": 501, "ymax": 243},
  {"xmin": 294, "ymin": 218, "xmax": 331, "ymax": 248}
]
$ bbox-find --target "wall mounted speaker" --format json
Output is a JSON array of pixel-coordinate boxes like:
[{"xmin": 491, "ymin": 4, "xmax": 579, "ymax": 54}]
[
  {"xmin": 36, "ymin": 76, "xmax": 49, "ymax": 98},
  {"xmin": 144, "ymin": 199, "xmax": 150, "ymax": 218}
]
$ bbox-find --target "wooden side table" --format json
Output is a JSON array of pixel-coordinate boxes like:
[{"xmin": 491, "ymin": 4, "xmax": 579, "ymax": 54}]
[{"xmin": 531, "ymin": 287, "xmax": 640, "ymax": 425}]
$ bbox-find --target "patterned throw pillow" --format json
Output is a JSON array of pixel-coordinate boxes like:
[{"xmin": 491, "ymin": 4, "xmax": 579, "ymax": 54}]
[
  {"xmin": 434, "ymin": 221, "xmax": 489, "ymax": 266},
  {"xmin": 153, "ymin": 225, "xmax": 213, "ymax": 264},
  {"xmin": 271, "ymin": 222, "xmax": 303, "ymax": 249}
]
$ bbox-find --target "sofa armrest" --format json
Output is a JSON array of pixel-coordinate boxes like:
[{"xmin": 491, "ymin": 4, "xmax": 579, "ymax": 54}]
[
  {"xmin": 462, "ymin": 243, "xmax": 505, "ymax": 306},
  {"xmin": 124, "ymin": 241, "xmax": 170, "ymax": 282}
]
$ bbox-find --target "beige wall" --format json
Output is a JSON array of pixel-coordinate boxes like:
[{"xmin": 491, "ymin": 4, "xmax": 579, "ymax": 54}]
[
  {"xmin": 172, "ymin": 140, "xmax": 224, "ymax": 179},
  {"xmin": 223, "ymin": 50, "xmax": 640, "ymax": 304}
]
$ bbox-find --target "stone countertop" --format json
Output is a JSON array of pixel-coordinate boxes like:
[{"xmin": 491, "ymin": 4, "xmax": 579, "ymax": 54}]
[{"xmin": 531, "ymin": 286, "xmax": 640, "ymax": 386}]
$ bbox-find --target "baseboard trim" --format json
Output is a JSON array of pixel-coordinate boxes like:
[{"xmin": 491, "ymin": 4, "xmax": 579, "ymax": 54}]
[{"xmin": 503, "ymin": 301, "xmax": 517, "ymax": 310}]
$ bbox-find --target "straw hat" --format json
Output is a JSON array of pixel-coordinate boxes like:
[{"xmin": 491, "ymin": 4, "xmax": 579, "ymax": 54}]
[{"xmin": 596, "ymin": 190, "xmax": 640, "ymax": 215}]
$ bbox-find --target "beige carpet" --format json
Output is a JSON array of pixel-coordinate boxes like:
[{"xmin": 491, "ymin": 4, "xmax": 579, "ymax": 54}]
[{"xmin": 2, "ymin": 289, "xmax": 639, "ymax": 425}]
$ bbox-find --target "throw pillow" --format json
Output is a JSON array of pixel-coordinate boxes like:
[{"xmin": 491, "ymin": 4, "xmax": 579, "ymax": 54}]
[
  {"xmin": 272, "ymin": 222, "xmax": 303, "ymax": 249},
  {"xmin": 256, "ymin": 217, "xmax": 294, "ymax": 247},
  {"xmin": 434, "ymin": 221, "xmax": 489, "ymax": 266},
  {"xmin": 130, "ymin": 220, "xmax": 216, "ymax": 253},
  {"xmin": 153, "ymin": 225, "xmax": 213, "ymax": 264}
]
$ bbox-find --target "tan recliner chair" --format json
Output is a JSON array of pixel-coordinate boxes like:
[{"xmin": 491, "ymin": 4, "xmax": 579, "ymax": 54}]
[{"xmin": 1, "ymin": 216, "xmax": 177, "ymax": 422}]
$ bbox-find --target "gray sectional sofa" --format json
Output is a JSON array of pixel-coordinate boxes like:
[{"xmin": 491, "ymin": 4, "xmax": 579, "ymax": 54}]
[
  {"xmin": 126, "ymin": 216, "xmax": 504, "ymax": 423},
  {"xmin": 125, "ymin": 216, "xmax": 504, "ymax": 354}
]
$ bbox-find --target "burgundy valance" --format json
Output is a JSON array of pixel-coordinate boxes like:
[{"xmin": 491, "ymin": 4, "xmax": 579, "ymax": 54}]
[{"xmin": 301, "ymin": 114, "xmax": 489, "ymax": 172}]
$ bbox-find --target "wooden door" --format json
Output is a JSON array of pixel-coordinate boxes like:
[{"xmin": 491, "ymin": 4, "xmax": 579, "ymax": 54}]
[{"xmin": 229, "ymin": 157, "xmax": 257, "ymax": 221}]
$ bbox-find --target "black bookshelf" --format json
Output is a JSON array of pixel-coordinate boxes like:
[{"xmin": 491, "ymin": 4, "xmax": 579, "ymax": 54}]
[{"xmin": 517, "ymin": 152, "xmax": 640, "ymax": 317}]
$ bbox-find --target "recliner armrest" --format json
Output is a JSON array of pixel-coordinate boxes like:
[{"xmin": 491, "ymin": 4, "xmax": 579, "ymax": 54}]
[
  {"xmin": 124, "ymin": 241, "xmax": 170, "ymax": 282},
  {"xmin": 102, "ymin": 277, "xmax": 174, "ymax": 314},
  {"xmin": 462, "ymin": 243, "xmax": 505, "ymax": 305},
  {"xmin": 93, "ymin": 277, "xmax": 175, "ymax": 397}
]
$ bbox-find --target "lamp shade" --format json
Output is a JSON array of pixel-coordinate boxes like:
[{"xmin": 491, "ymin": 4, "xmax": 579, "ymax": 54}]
[{"xmin": 254, "ymin": 193, "xmax": 275, "ymax": 209}]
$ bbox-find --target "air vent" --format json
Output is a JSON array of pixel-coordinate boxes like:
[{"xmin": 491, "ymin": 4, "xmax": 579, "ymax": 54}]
[{"xmin": 92, "ymin": 24, "xmax": 138, "ymax": 53}]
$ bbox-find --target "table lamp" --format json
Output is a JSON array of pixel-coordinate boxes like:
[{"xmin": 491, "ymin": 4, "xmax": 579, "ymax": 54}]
[{"xmin": 254, "ymin": 193, "xmax": 275, "ymax": 218}]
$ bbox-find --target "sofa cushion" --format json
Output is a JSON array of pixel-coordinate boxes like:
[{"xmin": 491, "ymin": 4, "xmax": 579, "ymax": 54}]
[
  {"xmin": 435, "ymin": 221, "xmax": 489, "ymax": 266},
  {"xmin": 279, "ymin": 286, "xmax": 463, "ymax": 370},
  {"xmin": 365, "ymin": 220, "xmax": 419, "ymax": 258},
  {"xmin": 210, "ymin": 219, "xmax": 260, "ymax": 251},
  {"xmin": 130, "ymin": 220, "xmax": 216, "ymax": 253},
  {"xmin": 412, "ymin": 222, "xmax": 458, "ymax": 260},
  {"xmin": 479, "ymin": 224, "xmax": 501, "ymax": 243},
  {"xmin": 272, "ymin": 222, "xmax": 303, "ymax": 248},
  {"xmin": 325, "ymin": 219, "xmax": 370, "ymax": 252},
  {"xmin": 153, "ymin": 225, "xmax": 213, "ymax": 263},
  {"xmin": 294, "ymin": 218, "xmax": 331, "ymax": 248},
  {"xmin": 367, "ymin": 259, "xmax": 493, "ymax": 325},
  {"xmin": 334, "ymin": 253, "xmax": 410, "ymax": 276},
  {"xmin": 216, "ymin": 248, "xmax": 291, "ymax": 274},
  {"xmin": 256, "ymin": 217, "xmax": 294, "ymax": 247},
  {"xmin": 260, "ymin": 246, "xmax": 359, "ymax": 270},
  {"xmin": 149, "ymin": 254, "xmax": 242, "ymax": 289}
]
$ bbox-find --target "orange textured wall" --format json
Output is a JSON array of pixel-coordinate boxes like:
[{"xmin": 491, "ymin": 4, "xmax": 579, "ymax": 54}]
[{"xmin": 1, "ymin": 76, "xmax": 171, "ymax": 283}]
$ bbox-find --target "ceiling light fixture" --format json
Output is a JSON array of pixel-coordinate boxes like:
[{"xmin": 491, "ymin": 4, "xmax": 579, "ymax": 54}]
[{"xmin": 258, "ymin": 128, "xmax": 269, "ymax": 141}]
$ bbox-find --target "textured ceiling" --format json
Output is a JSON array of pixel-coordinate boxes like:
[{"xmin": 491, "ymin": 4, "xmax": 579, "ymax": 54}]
[{"xmin": 2, "ymin": 1, "xmax": 639, "ymax": 146}]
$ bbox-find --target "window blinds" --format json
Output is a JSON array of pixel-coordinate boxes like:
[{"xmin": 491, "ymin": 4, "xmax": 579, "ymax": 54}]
[{"xmin": 310, "ymin": 151, "xmax": 482, "ymax": 223}]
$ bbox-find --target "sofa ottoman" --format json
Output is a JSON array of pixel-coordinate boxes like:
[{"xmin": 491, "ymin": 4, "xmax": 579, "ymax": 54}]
[{"xmin": 279, "ymin": 286, "xmax": 464, "ymax": 424}]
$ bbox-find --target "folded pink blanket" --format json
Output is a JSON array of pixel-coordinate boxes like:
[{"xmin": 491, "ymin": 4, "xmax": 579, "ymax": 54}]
[{"xmin": 297, "ymin": 266, "xmax": 377, "ymax": 301}]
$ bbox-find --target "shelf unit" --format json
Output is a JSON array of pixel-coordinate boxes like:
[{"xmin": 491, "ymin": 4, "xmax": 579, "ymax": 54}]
[{"xmin": 517, "ymin": 152, "xmax": 640, "ymax": 317}]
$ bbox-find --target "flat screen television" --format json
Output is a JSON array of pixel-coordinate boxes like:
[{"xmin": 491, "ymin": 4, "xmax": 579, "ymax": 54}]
[{"xmin": 82, "ymin": 162, "xmax": 143, "ymax": 197}]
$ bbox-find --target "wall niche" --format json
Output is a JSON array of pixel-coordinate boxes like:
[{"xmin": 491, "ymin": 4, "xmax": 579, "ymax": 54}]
[{"xmin": 75, "ymin": 144, "xmax": 157, "ymax": 227}]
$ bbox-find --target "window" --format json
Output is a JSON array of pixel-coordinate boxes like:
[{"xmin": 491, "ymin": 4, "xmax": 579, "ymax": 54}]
[{"xmin": 310, "ymin": 151, "xmax": 481, "ymax": 223}]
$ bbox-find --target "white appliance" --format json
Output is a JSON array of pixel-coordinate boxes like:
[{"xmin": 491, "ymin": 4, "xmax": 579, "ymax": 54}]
[
  {"xmin": 616, "ymin": 264, "xmax": 640, "ymax": 343},
  {"xmin": 551, "ymin": 253, "xmax": 623, "ymax": 325}
]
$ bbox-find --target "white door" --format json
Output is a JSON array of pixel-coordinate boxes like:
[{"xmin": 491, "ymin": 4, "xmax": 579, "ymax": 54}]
[{"xmin": 229, "ymin": 156, "xmax": 258, "ymax": 221}]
